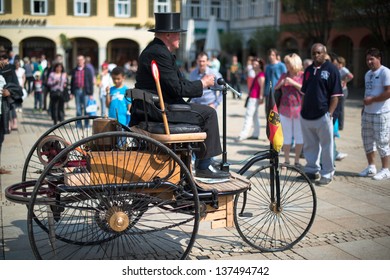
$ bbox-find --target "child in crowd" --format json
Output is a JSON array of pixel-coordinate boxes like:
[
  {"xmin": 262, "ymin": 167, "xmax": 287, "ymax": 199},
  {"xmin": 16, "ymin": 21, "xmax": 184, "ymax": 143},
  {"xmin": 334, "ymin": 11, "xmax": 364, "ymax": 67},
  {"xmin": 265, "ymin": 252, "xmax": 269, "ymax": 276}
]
[
  {"xmin": 32, "ymin": 71, "xmax": 43, "ymax": 112},
  {"xmin": 106, "ymin": 66, "xmax": 131, "ymax": 126}
]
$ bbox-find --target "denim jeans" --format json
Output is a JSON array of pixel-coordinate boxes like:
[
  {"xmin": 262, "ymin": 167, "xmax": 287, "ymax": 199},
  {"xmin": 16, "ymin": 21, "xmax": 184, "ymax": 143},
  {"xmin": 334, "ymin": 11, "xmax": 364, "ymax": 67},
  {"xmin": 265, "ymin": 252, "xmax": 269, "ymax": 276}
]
[
  {"xmin": 100, "ymin": 94, "xmax": 107, "ymax": 117},
  {"xmin": 74, "ymin": 88, "xmax": 90, "ymax": 128}
]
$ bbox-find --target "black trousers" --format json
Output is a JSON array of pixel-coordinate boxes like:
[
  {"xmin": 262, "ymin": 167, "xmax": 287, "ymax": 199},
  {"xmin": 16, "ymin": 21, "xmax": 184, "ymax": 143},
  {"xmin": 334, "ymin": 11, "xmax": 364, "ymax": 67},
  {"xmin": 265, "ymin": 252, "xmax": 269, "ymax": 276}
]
[
  {"xmin": 166, "ymin": 103, "xmax": 222, "ymax": 159},
  {"xmin": 50, "ymin": 93, "xmax": 65, "ymax": 125}
]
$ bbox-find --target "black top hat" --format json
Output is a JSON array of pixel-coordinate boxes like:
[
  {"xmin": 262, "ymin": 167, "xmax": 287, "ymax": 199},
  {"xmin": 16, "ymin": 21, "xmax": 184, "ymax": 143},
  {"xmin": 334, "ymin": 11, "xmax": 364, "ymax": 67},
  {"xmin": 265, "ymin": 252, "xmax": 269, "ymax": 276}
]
[{"xmin": 148, "ymin": 13, "xmax": 186, "ymax": 33}]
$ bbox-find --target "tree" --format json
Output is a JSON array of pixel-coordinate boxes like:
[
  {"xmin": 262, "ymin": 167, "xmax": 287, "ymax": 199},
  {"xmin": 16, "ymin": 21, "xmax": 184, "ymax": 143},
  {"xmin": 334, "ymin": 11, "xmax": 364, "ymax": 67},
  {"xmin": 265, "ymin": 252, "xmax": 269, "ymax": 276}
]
[
  {"xmin": 282, "ymin": 0, "xmax": 335, "ymax": 45},
  {"xmin": 59, "ymin": 33, "xmax": 72, "ymax": 71},
  {"xmin": 220, "ymin": 32, "xmax": 243, "ymax": 56},
  {"xmin": 250, "ymin": 26, "xmax": 280, "ymax": 57},
  {"xmin": 60, "ymin": 33, "xmax": 72, "ymax": 52},
  {"xmin": 336, "ymin": 0, "xmax": 390, "ymax": 54}
]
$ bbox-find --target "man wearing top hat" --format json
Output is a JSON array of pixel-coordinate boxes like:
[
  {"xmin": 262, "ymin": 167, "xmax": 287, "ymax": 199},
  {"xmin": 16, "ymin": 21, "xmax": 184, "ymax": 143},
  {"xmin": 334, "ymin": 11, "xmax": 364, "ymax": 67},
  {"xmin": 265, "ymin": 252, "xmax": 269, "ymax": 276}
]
[{"xmin": 131, "ymin": 12, "xmax": 229, "ymax": 179}]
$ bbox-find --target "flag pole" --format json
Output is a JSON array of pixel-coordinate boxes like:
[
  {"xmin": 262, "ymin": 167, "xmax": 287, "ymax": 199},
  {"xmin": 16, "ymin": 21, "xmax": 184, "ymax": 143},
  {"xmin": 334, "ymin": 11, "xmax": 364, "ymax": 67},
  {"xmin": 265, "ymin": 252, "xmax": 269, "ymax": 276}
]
[
  {"xmin": 267, "ymin": 81, "xmax": 273, "ymax": 151},
  {"xmin": 151, "ymin": 60, "xmax": 170, "ymax": 135}
]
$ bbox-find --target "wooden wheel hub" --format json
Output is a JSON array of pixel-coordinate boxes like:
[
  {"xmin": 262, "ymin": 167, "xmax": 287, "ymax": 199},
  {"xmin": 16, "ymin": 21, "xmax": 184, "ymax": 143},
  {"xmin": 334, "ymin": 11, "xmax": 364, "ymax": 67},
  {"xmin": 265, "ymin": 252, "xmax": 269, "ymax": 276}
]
[
  {"xmin": 107, "ymin": 207, "xmax": 130, "ymax": 232},
  {"xmin": 269, "ymin": 202, "xmax": 282, "ymax": 213}
]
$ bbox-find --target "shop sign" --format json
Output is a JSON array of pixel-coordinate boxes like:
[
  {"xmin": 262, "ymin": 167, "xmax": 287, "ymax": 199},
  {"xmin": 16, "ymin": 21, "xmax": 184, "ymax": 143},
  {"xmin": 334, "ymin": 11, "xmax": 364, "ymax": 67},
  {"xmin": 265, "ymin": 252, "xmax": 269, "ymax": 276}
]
[{"xmin": 0, "ymin": 18, "xmax": 47, "ymax": 26}]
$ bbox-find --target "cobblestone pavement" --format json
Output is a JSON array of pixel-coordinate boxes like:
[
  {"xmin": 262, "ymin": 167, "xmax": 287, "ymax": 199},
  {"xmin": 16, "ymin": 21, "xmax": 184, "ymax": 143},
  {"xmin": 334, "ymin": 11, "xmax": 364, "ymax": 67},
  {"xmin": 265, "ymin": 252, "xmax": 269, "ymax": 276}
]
[
  {"xmin": 188, "ymin": 224, "xmax": 390, "ymax": 260},
  {"xmin": 1, "ymin": 83, "xmax": 390, "ymax": 260}
]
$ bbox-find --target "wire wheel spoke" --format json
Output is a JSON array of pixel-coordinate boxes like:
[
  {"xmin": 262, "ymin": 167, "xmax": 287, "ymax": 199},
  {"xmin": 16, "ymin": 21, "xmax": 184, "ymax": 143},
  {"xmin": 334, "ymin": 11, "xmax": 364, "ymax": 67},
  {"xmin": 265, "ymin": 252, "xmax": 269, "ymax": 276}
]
[{"xmin": 234, "ymin": 164, "xmax": 316, "ymax": 252}]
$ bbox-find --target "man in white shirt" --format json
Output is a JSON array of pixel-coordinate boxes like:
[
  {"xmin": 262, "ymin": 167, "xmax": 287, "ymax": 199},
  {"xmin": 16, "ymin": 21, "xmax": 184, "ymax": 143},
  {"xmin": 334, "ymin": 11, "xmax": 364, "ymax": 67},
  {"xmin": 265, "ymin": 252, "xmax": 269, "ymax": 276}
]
[{"xmin": 359, "ymin": 48, "xmax": 390, "ymax": 180}]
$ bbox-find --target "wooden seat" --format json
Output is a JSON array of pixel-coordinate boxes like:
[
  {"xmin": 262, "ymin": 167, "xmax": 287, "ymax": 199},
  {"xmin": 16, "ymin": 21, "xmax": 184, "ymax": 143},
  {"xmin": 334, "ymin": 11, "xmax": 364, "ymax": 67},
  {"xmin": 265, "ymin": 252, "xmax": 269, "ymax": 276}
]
[
  {"xmin": 127, "ymin": 88, "xmax": 207, "ymax": 144},
  {"xmin": 131, "ymin": 125, "xmax": 206, "ymax": 144}
]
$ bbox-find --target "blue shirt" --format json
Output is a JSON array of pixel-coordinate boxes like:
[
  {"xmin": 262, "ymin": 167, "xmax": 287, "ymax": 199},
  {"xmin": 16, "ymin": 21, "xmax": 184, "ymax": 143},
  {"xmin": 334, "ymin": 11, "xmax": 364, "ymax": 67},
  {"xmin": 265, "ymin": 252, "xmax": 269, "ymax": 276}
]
[
  {"xmin": 264, "ymin": 62, "xmax": 287, "ymax": 96},
  {"xmin": 189, "ymin": 66, "xmax": 223, "ymax": 108},
  {"xmin": 301, "ymin": 61, "xmax": 343, "ymax": 120},
  {"xmin": 108, "ymin": 85, "xmax": 131, "ymax": 126}
]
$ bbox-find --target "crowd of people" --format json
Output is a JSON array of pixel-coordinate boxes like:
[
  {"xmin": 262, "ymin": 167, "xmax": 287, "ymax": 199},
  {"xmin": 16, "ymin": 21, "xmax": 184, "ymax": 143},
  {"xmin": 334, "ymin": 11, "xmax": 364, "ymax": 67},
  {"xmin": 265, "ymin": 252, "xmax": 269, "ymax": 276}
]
[
  {"xmin": 1, "ymin": 12, "xmax": 389, "ymax": 182},
  {"xmin": 0, "ymin": 46, "xmax": 137, "ymax": 174},
  {"xmin": 189, "ymin": 44, "xmax": 389, "ymax": 184},
  {"xmin": 0, "ymin": 49, "xmax": 136, "ymax": 125},
  {"xmin": 228, "ymin": 44, "xmax": 389, "ymax": 184}
]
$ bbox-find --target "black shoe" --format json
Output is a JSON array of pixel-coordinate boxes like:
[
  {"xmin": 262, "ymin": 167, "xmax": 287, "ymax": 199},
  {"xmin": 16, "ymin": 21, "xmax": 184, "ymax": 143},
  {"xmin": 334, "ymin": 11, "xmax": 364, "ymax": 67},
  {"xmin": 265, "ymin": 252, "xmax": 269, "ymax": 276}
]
[
  {"xmin": 195, "ymin": 165, "xmax": 230, "ymax": 179},
  {"xmin": 306, "ymin": 172, "xmax": 320, "ymax": 181},
  {"xmin": 298, "ymin": 172, "xmax": 320, "ymax": 182},
  {"xmin": 316, "ymin": 177, "xmax": 332, "ymax": 186}
]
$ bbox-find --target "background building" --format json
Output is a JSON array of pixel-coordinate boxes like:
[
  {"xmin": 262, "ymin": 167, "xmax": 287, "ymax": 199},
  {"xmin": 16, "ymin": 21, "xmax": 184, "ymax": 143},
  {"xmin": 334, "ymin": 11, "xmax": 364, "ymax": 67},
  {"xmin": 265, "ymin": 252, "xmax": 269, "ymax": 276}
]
[
  {"xmin": 278, "ymin": 0, "xmax": 389, "ymax": 88},
  {"xmin": 1, "ymin": 0, "xmax": 387, "ymax": 88},
  {"xmin": 0, "ymin": 0, "xmax": 180, "ymax": 70},
  {"xmin": 181, "ymin": 0, "xmax": 280, "ymax": 74},
  {"xmin": 181, "ymin": 0, "xmax": 389, "ymax": 88}
]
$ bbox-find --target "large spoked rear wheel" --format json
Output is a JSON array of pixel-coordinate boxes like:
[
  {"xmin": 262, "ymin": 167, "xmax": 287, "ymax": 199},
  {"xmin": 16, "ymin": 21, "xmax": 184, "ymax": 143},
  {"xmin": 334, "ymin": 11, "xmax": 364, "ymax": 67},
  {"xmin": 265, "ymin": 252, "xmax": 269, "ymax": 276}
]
[
  {"xmin": 27, "ymin": 131, "xmax": 200, "ymax": 260},
  {"xmin": 22, "ymin": 116, "xmax": 131, "ymax": 181},
  {"xmin": 234, "ymin": 163, "xmax": 316, "ymax": 252},
  {"xmin": 23, "ymin": 116, "xmax": 132, "ymax": 239}
]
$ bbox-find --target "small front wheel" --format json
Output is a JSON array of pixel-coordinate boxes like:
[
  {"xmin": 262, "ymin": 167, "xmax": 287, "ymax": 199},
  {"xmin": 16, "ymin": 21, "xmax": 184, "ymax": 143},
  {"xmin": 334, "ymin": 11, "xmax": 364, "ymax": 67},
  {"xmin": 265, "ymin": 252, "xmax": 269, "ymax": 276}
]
[{"xmin": 234, "ymin": 163, "xmax": 316, "ymax": 252}]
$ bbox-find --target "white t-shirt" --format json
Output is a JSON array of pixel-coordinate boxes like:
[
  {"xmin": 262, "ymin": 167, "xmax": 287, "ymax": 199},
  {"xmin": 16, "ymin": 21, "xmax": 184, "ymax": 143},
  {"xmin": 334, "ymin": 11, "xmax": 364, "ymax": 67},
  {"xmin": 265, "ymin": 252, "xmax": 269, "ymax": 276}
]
[
  {"xmin": 210, "ymin": 58, "xmax": 221, "ymax": 72},
  {"xmin": 364, "ymin": 65, "xmax": 390, "ymax": 114},
  {"xmin": 15, "ymin": 67, "xmax": 25, "ymax": 87},
  {"xmin": 247, "ymin": 64, "xmax": 255, "ymax": 78},
  {"xmin": 99, "ymin": 72, "xmax": 113, "ymax": 97}
]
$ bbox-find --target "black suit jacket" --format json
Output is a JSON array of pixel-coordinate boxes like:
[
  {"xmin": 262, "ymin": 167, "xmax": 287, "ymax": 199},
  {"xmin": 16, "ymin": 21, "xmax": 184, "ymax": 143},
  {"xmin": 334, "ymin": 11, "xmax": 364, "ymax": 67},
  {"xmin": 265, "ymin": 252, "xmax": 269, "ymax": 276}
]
[
  {"xmin": 132, "ymin": 38, "xmax": 203, "ymax": 125},
  {"xmin": 131, "ymin": 38, "xmax": 222, "ymax": 159},
  {"xmin": 135, "ymin": 38, "xmax": 203, "ymax": 103}
]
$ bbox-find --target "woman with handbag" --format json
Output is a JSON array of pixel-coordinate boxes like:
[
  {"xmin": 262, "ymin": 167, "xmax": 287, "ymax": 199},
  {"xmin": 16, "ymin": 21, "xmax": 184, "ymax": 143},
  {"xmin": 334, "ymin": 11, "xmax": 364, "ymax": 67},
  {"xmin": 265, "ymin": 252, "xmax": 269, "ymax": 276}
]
[
  {"xmin": 274, "ymin": 53, "xmax": 304, "ymax": 167},
  {"xmin": 235, "ymin": 57, "xmax": 265, "ymax": 142},
  {"xmin": 47, "ymin": 62, "xmax": 67, "ymax": 125}
]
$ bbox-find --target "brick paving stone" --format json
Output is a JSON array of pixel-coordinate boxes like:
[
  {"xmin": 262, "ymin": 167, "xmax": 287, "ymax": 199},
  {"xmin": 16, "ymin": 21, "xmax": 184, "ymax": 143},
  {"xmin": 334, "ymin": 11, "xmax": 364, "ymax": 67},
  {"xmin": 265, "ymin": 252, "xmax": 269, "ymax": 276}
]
[
  {"xmin": 1, "ymin": 86, "xmax": 390, "ymax": 260},
  {"xmin": 288, "ymin": 252, "xmax": 306, "ymax": 260}
]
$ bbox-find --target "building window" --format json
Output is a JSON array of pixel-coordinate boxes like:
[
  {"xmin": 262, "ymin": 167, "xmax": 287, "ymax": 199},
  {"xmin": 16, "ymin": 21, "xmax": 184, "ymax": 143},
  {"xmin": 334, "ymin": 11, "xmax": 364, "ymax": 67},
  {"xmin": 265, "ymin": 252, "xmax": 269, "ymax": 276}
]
[
  {"xmin": 155, "ymin": 0, "xmax": 171, "ymax": 13},
  {"xmin": 249, "ymin": 0, "xmax": 259, "ymax": 18},
  {"xmin": 115, "ymin": 0, "xmax": 130, "ymax": 17},
  {"xmin": 75, "ymin": 0, "xmax": 90, "ymax": 16},
  {"xmin": 31, "ymin": 0, "xmax": 47, "ymax": 15},
  {"xmin": 188, "ymin": 0, "xmax": 201, "ymax": 19},
  {"xmin": 232, "ymin": 0, "xmax": 243, "ymax": 19},
  {"xmin": 210, "ymin": 0, "xmax": 221, "ymax": 19},
  {"xmin": 265, "ymin": 0, "xmax": 275, "ymax": 16}
]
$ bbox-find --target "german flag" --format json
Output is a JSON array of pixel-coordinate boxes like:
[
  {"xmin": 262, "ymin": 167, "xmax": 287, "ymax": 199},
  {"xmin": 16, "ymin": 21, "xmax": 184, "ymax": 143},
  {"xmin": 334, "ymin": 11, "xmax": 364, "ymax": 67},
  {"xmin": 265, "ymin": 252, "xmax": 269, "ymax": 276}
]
[{"xmin": 266, "ymin": 83, "xmax": 284, "ymax": 152}]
